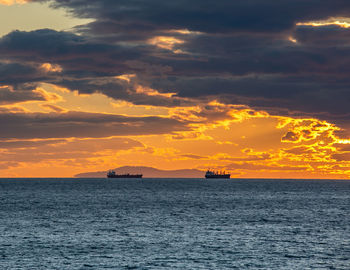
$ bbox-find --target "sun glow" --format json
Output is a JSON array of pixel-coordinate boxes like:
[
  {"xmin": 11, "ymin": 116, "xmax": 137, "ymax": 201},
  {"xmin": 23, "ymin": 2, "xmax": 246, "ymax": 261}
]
[
  {"xmin": 336, "ymin": 139, "xmax": 350, "ymax": 144},
  {"xmin": 1, "ymin": 82, "xmax": 350, "ymax": 178}
]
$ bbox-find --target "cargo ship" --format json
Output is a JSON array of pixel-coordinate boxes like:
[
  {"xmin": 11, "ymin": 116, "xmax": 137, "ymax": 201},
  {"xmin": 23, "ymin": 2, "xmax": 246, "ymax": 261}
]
[
  {"xmin": 107, "ymin": 170, "xmax": 142, "ymax": 178},
  {"xmin": 205, "ymin": 169, "xmax": 230, "ymax": 179}
]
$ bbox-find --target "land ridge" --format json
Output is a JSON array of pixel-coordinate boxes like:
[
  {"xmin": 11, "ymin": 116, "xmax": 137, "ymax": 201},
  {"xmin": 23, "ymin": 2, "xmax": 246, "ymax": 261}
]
[{"xmin": 75, "ymin": 166, "xmax": 204, "ymax": 178}]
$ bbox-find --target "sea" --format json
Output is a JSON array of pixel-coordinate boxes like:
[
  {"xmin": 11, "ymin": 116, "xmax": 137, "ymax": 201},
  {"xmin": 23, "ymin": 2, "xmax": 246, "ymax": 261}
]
[{"xmin": 0, "ymin": 178, "xmax": 349, "ymax": 270}]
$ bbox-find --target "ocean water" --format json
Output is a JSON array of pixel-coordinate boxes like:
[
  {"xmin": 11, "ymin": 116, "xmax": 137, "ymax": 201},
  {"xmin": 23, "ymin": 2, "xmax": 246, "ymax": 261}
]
[{"xmin": 0, "ymin": 178, "xmax": 349, "ymax": 269}]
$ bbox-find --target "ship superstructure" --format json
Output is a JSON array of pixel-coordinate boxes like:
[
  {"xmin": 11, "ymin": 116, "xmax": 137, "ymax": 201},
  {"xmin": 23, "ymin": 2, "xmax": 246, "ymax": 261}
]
[{"xmin": 205, "ymin": 169, "xmax": 230, "ymax": 179}]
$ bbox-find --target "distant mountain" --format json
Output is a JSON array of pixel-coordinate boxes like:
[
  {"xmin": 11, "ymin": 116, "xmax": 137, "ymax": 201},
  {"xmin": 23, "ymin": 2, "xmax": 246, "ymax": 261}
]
[{"xmin": 75, "ymin": 166, "xmax": 204, "ymax": 178}]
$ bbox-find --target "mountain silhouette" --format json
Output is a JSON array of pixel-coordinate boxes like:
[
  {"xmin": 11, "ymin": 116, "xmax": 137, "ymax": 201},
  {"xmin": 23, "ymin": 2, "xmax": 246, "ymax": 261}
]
[{"xmin": 75, "ymin": 166, "xmax": 204, "ymax": 178}]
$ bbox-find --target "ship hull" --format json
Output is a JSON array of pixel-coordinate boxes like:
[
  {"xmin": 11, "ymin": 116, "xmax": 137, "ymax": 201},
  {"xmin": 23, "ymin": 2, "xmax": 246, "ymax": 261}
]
[
  {"xmin": 107, "ymin": 174, "xmax": 142, "ymax": 178},
  {"xmin": 205, "ymin": 174, "xmax": 230, "ymax": 179}
]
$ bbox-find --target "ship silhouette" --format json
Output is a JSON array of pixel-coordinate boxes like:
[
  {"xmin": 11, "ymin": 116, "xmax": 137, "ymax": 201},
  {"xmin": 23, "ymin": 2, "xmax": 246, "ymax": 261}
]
[
  {"xmin": 107, "ymin": 170, "xmax": 142, "ymax": 178},
  {"xmin": 205, "ymin": 169, "xmax": 230, "ymax": 179}
]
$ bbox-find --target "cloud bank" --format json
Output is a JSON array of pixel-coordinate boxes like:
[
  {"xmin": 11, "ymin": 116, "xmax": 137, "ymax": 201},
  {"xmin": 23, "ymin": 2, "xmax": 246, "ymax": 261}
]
[
  {"xmin": 1, "ymin": 0, "xmax": 350, "ymax": 177},
  {"xmin": 0, "ymin": 1, "xmax": 349, "ymax": 126}
]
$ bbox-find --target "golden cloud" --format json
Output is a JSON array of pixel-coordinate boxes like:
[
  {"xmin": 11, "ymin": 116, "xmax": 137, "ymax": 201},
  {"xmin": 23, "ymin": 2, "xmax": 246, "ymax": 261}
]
[
  {"xmin": 32, "ymin": 88, "xmax": 63, "ymax": 102},
  {"xmin": 279, "ymin": 117, "xmax": 339, "ymax": 144},
  {"xmin": 40, "ymin": 104, "xmax": 67, "ymax": 113},
  {"xmin": 165, "ymin": 29, "xmax": 202, "ymax": 35},
  {"xmin": 1, "ymin": 83, "xmax": 350, "ymax": 178},
  {"xmin": 297, "ymin": 19, "xmax": 350, "ymax": 28},
  {"xmin": 40, "ymin": 63, "xmax": 63, "ymax": 73},
  {"xmin": 135, "ymin": 85, "xmax": 176, "ymax": 98},
  {"xmin": 148, "ymin": 36, "xmax": 185, "ymax": 53}
]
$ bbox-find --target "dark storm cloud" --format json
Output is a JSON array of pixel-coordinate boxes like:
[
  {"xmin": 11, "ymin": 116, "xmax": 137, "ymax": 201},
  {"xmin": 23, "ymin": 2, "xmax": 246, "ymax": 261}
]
[
  {"xmin": 148, "ymin": 29, "xmax": 350, "ymax": 79},
  {"xmin": 1, "ymin": 0, "xmax": 350, "ymax": 125},
  {"xmin": 0, "ymin": 28, "xmax": 122, "ymax": 61},
  {"xmin": 56, "ymin": 77, "xmax": 193, "ymax": 107},
  {"xmin": 151, "ymin": 74, "xmax": 350, "ymax": 118},
  {"xmin": 0, "ymin": 29, "xmax": 141, "ymax": 73},
  {"xmin": 295, "ymin": 25, "xmax": 350, "ymax": 46},
  {"xmin": 0, "ymin": 62, "xmax": 44, "ymax": 86},
  {"xmin": 0, "ymin": 86, "xmax": 47, "ymax": 104},
  {"xmin": 0, "ymin": 29, "xmax": 184, "ymax": 106},
  {"xmin": 0, "ymin": 111, "xmax": 190, "ymax": 139},
  {"xmin": 34, "ymin": 0, "xmax": 350, "ymax": 34}
]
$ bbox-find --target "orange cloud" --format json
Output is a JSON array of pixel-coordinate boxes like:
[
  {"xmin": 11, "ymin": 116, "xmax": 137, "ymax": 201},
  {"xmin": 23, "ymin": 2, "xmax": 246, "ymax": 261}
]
[
  {"xmin": 165, "ymin": 29, "xmax": 202, "ymax": 35},
  {"xmin": 1, "ymin": 82, "xmax": 350, "ymax": 178},
  {"xmin": 115, "ymin": 74, "xmax": 136, "ymax": 83},
  {"xmin": 279, "ymin": 118, "xmax": 339, "ymax": 144},
  {"xmin": 135, "ymin": 85, "xmax": 176, "ymax": 98},
  {"xmin": 148, "ymin": 36, "xmax": 185, "ymax": 53},
  {"xmin": 40, "ymin": 63, "xmax": 63, "ymax": 73},
  {"xmin": 0, "ymin": 137, "xmax": 144, "ymax": 177},
  {"xmin": 32, "ymin": 88, "xmax": 63, "ymax": 102},
  {"xmin": 40, "ymin": 104, "xmax": 67, "ymax": 113},
  {"xmin": 332, "ymin": 152, "xmax": 350, "ymax": 162}
]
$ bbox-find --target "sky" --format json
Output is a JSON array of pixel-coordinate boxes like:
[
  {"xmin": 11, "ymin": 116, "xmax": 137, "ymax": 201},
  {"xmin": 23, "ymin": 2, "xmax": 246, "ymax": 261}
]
[{"xmin": 0, "ymin": 0, "xmax": 350, "ymax": 178}]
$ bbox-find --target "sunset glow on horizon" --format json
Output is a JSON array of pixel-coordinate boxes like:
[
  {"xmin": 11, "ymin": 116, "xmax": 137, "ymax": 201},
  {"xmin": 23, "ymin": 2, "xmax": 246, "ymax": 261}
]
[{"xmin": 1, "ymin": 1, "xmax": 350, "ymax": 178}]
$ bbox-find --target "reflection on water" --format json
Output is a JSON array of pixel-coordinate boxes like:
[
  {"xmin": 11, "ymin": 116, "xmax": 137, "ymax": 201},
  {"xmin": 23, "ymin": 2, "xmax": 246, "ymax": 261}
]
[{"xmin": 0, "ymin": 178, "xmax": 349, "ymax": 269}]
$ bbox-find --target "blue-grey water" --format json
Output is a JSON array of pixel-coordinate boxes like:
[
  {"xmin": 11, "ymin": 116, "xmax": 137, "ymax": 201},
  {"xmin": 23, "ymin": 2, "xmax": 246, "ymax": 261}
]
[{"xmin": 0, "ymin": 178, "xmax": 349, "ymax": 269}]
